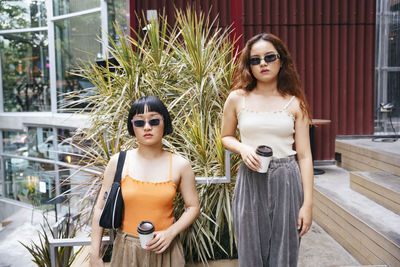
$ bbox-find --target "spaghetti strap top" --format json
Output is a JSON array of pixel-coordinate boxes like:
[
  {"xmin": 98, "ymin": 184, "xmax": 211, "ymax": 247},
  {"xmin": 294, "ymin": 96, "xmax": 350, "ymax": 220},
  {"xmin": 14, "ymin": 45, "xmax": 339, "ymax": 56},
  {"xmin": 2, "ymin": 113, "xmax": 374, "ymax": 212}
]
[
  {"xmin": 238, "ymin": 95, "xmax": 296, "ymax": 158},
  {"xmin": 121, "ymin": 152, "xmax": 177, "ymax": 235},
  {"xmin": 283, "ymin": 95, "xmax": 295, "ymax": 110},
  {"xmin": 241, "ymin": 95, "xmax": 295, "ymax": 111}
]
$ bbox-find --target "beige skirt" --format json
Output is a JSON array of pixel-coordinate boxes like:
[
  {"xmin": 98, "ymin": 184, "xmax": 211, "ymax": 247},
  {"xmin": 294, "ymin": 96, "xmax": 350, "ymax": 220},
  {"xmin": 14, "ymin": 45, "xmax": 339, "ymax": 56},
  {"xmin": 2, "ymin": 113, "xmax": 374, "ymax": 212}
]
[{"xmin": 110, "ymin": 230, "xmax": 185, "ymax": 267}]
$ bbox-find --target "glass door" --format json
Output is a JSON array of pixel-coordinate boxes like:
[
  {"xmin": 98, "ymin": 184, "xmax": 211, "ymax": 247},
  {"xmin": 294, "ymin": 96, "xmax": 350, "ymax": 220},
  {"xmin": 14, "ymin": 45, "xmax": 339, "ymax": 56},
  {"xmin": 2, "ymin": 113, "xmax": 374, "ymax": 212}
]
[{"xmin": 375, "ymin": 0, "xmax": 400, "ymax": 134}]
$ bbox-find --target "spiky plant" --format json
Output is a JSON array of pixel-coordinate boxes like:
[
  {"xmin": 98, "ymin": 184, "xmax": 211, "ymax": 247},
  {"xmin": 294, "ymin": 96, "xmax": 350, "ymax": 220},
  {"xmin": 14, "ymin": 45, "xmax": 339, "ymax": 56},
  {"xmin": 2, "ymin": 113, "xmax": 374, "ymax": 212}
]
[
  {"xmin": 20, "ymin": 215, "xmax": 81, "ymax": 267},
  {"xmin": 63, "ymin": 7, "xmax": 241, "ymax": 263}
]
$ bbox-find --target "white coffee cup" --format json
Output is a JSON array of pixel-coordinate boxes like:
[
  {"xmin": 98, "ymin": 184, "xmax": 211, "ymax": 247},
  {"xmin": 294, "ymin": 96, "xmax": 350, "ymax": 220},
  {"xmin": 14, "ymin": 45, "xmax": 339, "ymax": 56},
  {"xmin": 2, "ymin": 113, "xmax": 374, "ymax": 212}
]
[
  {"xmin": 137, "ymin": 221, "xmax": 155, "ymax": 249},
  {"xmin": 256, "ymin": 145, "xmax": 273, "ymax": 173}
]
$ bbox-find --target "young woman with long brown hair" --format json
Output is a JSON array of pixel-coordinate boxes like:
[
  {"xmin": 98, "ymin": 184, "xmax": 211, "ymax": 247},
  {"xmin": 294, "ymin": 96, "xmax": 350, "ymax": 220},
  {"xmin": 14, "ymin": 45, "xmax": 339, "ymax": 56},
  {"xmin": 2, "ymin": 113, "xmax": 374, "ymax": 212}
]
[{"xmin": 221, "ymin": 33, "xmax": 314, "ymax": 266}]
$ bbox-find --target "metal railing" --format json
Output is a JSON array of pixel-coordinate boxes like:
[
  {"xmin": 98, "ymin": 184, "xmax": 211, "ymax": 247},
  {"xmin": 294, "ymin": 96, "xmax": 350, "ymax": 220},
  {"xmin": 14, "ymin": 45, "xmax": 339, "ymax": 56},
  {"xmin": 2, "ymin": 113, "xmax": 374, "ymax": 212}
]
[
  {"xmin": 49, "ymin": 215, "xmax": 113, "ymax": 267},
  {"xmin": 194, "ymin": 149, "xmax": 234, "ymax": 184},
  {"xmin": 49, "ymin": 236, "xmax": 112, "ymax": 267}
]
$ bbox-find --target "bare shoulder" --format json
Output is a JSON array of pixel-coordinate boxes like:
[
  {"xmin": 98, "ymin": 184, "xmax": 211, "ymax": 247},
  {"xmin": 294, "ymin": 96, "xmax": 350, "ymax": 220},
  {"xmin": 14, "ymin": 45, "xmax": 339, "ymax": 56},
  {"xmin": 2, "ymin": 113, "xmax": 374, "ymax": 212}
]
[
  {"xmin": 109, "ymin": 152, "xmax": 123, "ymax": 167},
  {"xmin": 286, "ymin": 96, "xmax": 305, "ymax": 119},
  {"xmin": 227, "ymin": 89, "xmax": 246, "ymax": 102},
  {"xmin": 110, "ymin": 152, "xmax": 121, "ymax": 162},
  {"xmin": 101, "ymin": 152, "xmax": 122, "ymax": 186},
  {"xmin": 225, "ymin": 89, "xmax": 246, "ymax": 112},
  {"xmin": 290, "ymin": 96, "xmax": 301, "ymax": 109},
  {"xmin": 172, "ymin": 153, "xmax": 192, "ymax": 171}
]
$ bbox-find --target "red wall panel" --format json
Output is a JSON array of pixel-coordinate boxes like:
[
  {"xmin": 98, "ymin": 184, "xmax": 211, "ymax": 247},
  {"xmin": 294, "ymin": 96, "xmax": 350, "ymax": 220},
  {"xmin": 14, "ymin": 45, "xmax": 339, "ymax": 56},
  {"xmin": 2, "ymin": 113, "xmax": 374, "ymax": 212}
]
[{"xmin": 132, "ymin": 0, "xmax": 231, "ymax": 28}]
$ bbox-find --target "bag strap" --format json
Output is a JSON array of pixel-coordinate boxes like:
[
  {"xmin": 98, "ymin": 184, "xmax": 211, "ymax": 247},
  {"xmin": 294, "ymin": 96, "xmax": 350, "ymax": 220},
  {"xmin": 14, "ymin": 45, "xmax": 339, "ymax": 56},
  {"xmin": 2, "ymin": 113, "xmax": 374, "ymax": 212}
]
[{"xmin": 114, "ymin": 151, "xmax": 126, "ymax": 183}]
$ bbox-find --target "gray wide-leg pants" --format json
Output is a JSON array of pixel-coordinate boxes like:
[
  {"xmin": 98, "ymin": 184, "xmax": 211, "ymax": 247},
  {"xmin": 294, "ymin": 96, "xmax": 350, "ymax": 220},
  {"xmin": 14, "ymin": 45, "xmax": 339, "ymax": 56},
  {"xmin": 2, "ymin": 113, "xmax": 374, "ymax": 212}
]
[{"xmin": 232, "ymin": 157, "xmax": 303, "ymax": 267}]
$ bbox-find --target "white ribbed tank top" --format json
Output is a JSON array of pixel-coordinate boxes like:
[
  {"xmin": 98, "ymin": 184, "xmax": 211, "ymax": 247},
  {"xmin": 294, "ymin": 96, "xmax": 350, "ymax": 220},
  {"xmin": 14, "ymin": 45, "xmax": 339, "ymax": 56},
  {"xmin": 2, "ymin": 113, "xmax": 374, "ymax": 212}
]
[{"xmin": 237, "ymin": 95, "xmax": 296, "ymax": 158}]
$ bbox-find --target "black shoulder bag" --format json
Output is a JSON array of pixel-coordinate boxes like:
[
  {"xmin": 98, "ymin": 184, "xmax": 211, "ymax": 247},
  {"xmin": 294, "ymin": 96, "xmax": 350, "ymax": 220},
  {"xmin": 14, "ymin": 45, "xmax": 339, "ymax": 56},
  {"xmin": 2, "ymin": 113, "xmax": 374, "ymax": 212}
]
[{"xmin": 99, "ymin": 151, "xmax": 126, "ymax": 229}]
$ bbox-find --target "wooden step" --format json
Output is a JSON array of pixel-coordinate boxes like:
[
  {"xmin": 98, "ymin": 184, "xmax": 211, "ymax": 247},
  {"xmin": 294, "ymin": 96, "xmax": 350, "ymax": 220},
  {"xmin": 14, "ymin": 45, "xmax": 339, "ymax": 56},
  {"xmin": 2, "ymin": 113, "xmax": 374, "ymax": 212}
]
[
  {"xmin": 334, "ymin": 266, "xmax": 388, "ymax": 267},
  {"xmin": 350, "ymin": 172, "xmax": 400, "ymax": 215},
  {"xmin": 334, "ymin": 265, "xmax": 388, "ymax": 267},
  {"xmin": 314, "ymin": 188, "xmax": 400, "ymax": 266},
  {"xmin": 313, "ymin": 166, "xmax": 400, "ymax": 266},
  {"xmin": 335, "ymin": 139, "xmax": 400, "ymax": 175}
]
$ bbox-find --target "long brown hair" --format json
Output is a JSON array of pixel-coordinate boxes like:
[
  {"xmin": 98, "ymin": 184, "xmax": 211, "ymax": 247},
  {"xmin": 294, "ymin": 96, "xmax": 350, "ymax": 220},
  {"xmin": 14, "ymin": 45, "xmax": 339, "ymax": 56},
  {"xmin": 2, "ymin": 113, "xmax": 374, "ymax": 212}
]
[{"xmin": 232, "ymin": 33, "xmax": 311, "ymax": 119}]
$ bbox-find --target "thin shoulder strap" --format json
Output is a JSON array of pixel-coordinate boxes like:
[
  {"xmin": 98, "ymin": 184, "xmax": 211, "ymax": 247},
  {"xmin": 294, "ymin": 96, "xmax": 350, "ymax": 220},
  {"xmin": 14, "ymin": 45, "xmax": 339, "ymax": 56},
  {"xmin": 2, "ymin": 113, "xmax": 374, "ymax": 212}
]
[
  {"xmin": 114, "ymin": 151, "xmax": 126, "ymax": 183},
  {"xmin": 126, "ymin": 150, "xmax": 130, "ymax": 176},
  {"xmin": 169, "ymin": 152, "xmax": 173, "ymax": 180},
  {"xmin": 283, "ymin": 96, "xmax": 295, "ymax": 110}
]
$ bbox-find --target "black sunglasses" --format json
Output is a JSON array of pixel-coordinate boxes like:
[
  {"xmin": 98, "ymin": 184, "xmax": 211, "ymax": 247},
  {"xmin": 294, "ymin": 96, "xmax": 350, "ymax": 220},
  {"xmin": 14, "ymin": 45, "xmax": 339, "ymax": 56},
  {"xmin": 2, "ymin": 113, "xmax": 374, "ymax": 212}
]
[
  {"xmin": 249, "ymin": 54, "xmax": 280, "ymax": 65},
  {"xmin": 131, "ymin": 118, "xmax": 163, "ymax": 127}
]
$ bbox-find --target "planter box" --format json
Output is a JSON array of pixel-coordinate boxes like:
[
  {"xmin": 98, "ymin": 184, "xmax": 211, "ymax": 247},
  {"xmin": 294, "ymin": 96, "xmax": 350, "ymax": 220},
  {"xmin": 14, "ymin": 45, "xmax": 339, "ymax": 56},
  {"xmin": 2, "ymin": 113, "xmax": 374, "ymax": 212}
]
[
  {"xmin": 186, "ymin": 259, "xmax": 238, "ymax": 267},
  {"xmin": 72, "ymin": 246, "xmax": 238, "ymax": 267}
]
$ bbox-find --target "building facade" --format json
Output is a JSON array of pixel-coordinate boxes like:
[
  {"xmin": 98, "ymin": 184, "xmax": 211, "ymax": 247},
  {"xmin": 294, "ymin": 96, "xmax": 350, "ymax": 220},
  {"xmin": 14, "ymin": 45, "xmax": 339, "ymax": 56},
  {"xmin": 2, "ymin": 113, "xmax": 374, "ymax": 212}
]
[
  {"xmin": 0, "ymin": 0, "xmax": 127, "ymax": 211},
  {"xmin": 0, "ymin": 0, "xmax": 399, "ymax": 209}
]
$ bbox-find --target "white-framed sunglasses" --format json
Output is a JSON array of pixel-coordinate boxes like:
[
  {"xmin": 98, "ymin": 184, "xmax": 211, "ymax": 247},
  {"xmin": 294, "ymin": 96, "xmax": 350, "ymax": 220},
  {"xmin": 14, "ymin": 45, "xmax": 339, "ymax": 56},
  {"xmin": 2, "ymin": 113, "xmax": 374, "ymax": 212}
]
[{"xmin": 131, "ymin": 118, "xmax": 163, "ymax": 127}]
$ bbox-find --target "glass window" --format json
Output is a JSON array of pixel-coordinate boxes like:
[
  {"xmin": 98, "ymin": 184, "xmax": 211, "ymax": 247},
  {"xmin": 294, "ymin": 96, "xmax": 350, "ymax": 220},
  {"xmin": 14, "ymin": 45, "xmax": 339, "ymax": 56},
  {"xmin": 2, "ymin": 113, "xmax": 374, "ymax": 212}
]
[
  {"xmin": 388, "ymin": 22, "xmax": 400, "ymax": 67},
  {"xmin": 56, "ymin": 128, "xmax": 91, "ymax": 215},
  {"xmin": 3, "ymin": 131, "xmax": 28, "ymax": 156},
  {"xmin": 387, "ymin": 71, "xmax": 400, "ymax": 118},
  {"xmin": 107, "ymin": 0, "xmax": 128, "ymax": 42},
  {"xmin": 53, "ymin": 0, "xmax": 99, "ymax": 16},
  {"xmin": 0, "ymin": 160, "xmax": 3, "ymax": 197},
  {"xmin": 4, "ymin": 158, "xmax": 55, "ymax": 206},
  {"xmin": 54, "ymin": 13, "xmax": 102, "ymax": 110},
  {"xmin": 0, "ymin": 0, "xmax": 47, "ymax": 30},
  {"xmin": 57, "ymin": 128, "xmax": 77, "ymax": 162},
  {"xmin": 375, "ymin": 1, "xmax": 400, "ymax": 134},
  {"xmin": 27, "ymin": 127, "xmax": 55, "ymax": 159},
  {"xmin": 0, "ymin": 31, "xmax": 50, "ymax": 112},
  {"xmin": 58, "ymin": 167, "xmax": 89, "ymax": 215}
]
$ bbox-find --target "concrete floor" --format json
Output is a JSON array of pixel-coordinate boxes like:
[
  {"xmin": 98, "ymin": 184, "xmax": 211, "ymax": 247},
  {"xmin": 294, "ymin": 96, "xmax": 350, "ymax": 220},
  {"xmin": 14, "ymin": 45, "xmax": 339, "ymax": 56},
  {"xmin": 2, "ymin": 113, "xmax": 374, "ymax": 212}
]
[
  {"xmin": 298, "ymin": 221, "xmax": 359, "ymax": 267},
  {"xmin": 0, "ymin": 208, "xmax": 46, "ymax": 267}
]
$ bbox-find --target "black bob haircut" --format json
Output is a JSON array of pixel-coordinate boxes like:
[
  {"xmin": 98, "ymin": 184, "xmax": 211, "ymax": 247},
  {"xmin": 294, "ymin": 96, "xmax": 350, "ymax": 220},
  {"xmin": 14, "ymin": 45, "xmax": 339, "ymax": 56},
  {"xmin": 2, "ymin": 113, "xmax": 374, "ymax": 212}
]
[{"xmin": 127, "ymin": 95, "xmax": 173, "ymax": 136}]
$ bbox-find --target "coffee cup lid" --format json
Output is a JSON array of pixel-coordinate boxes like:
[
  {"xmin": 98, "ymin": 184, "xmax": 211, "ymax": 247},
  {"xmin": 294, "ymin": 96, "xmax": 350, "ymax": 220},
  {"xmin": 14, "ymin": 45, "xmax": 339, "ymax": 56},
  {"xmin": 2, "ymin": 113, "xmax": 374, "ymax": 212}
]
[
  {"xmin": 137, "ymin": 221, "xmax": 154, "ymax": 234},
  {"xmin": 256, "ymin": 145, "xmax": 273, "ymax": 157}
]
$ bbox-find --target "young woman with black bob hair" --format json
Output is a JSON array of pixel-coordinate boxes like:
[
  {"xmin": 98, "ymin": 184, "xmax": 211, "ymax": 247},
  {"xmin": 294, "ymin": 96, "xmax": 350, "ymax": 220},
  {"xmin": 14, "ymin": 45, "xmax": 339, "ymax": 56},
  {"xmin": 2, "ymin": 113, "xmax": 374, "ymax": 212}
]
[
  {"xmin": 90, "ymin": 95, "xmax": 200, "ymax": 267},
  {"xmin": 222, "ymin": 33, "xmax": 314, "ymax": 266}
]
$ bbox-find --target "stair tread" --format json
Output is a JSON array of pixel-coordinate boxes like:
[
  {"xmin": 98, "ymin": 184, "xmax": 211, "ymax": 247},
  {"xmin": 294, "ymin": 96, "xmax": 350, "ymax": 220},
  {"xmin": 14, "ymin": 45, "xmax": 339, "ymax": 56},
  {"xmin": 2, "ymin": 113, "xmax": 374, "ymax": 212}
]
[
  {"xmin": 352, "ymin": 171, "xmax": 400, "ymax": 194},
  {"xmin": 336, "ymin": 139, "xmax": 400, "ymax": 161},
  {"xmin": 314, "ymin": 166, "xmax": 400, "ymax": 246}
]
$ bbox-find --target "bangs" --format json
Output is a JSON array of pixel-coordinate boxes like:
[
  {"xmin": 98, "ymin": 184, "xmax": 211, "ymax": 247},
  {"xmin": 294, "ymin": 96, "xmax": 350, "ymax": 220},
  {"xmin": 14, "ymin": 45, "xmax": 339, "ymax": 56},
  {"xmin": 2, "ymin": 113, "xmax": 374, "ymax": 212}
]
[
  {"xmin": 127, "ymin": 95, "xmax": 173, "ymax": 136},
  {"xmin": 131, "ymin": 97, "xmax": 165, "ymax": 117}
]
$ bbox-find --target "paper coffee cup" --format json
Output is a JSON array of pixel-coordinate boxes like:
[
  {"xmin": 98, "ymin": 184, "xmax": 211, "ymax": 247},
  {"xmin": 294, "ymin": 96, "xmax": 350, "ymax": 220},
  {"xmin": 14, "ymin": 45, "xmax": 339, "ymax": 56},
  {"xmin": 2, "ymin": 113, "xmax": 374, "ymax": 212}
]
[
  {"xmin": 137, "ymin": 221, "xmax": 155, "ymax": 249},
  {"xmin": 256, "ymin": 145, "xmax": 273, "ymax": 173}
]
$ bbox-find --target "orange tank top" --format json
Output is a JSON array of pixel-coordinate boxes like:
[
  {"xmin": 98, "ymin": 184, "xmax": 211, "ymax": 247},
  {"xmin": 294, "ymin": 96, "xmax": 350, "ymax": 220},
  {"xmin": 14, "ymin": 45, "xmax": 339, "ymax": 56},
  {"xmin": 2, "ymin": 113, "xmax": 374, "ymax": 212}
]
[{"xmin": 121, "ymin": 152, "xmax": 177, "ymax": 235}]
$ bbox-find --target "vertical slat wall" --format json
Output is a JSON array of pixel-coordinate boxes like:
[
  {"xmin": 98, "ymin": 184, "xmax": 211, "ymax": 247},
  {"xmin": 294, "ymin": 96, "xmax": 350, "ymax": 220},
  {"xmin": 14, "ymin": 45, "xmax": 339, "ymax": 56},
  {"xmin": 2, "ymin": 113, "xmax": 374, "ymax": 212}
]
[
  {"xmin": 243, "ymin": 0, "xmax": 376, "ymax": 160},
  {"xmin": 133, "ymin": 0, "xmax": 231, "ymax": 28}
]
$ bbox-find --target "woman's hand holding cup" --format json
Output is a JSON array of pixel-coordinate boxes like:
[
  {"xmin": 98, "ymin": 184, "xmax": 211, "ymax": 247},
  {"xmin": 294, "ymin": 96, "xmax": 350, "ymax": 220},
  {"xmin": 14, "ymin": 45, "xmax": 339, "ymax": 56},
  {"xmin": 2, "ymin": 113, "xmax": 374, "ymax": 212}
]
[
  {"xmin": 146, "ymin": 229, "xmax": 175, "ymax": 254},
  {"xmin": 138, "ymin": 221, "xmax": 175, "ymax": 254},
  {"xmin": 240, "ymin": 144, "xmax": 261, "ymax": 171}
]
